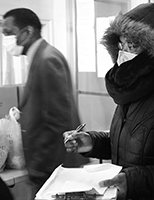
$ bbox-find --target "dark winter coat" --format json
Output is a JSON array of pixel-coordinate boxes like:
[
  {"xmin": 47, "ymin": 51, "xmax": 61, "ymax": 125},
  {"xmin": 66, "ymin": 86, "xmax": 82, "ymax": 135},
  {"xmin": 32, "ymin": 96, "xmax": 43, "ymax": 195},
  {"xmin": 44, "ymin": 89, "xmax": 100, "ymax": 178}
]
[{"xmin": 85, "ymin": 3, "xmax": 154, "ymax": 200}]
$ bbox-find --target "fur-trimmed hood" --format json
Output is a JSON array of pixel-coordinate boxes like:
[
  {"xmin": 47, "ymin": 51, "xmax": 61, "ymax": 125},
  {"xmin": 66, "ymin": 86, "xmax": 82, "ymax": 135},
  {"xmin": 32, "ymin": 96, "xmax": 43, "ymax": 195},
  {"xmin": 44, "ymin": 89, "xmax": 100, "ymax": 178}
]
[{"xmin": 101, "ymin": 3, "xmax": 154, "ymax": 63}]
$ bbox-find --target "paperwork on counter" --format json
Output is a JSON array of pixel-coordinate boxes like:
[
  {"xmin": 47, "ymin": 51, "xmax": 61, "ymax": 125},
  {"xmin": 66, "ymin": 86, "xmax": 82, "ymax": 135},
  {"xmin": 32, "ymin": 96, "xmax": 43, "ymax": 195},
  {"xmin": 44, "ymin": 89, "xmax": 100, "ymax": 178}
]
[{"xmin": 35, "ymin": 163, "xmax": 122, "ymax": 200}]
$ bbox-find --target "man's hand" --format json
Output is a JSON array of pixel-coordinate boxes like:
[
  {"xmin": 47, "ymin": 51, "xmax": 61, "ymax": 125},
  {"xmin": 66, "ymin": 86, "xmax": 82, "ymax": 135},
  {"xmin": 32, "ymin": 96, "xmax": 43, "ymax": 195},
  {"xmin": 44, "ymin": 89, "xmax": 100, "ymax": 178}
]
[{"xmin": 99, "ymin": 172, "xmax": 127, "ymax": 200}]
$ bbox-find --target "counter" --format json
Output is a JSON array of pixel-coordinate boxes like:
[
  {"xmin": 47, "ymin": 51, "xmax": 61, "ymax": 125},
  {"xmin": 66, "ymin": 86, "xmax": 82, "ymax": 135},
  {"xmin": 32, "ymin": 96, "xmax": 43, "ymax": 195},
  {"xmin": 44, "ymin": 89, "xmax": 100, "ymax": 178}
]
[{"xmin": 0, "ymin": 168, "xmax": 28, "ymax": 186}]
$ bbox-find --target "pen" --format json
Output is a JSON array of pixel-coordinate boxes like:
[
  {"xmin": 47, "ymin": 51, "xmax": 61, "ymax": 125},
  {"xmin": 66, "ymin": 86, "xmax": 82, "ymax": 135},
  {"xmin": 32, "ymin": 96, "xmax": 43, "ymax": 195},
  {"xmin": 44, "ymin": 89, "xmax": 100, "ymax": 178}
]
[
  {"xmin": 64, "ymin": 123, "xmax": 86, "ymax": 144},
  {"xmin": 75, "ymin": 123, "xmax": 86, "ymax": 132}
]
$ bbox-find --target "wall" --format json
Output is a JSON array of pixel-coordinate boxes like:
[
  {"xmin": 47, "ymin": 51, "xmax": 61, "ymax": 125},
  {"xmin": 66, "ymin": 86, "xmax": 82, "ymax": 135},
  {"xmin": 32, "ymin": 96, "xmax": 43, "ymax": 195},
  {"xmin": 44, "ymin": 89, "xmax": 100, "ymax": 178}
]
[
  {"xmin": 0, "ymin": 0, "xmax": 53, "ymax": 20},
  {"xmin": 53, "ymin": 0, "xmax": 67, "ymax": 57},
  {"xmin": 130, "ymin": 0, "xmax": 149, "ymax": 8},
  {"xmin": 78, "ymin": 0, "xmax": 129, "ymax": 131}
]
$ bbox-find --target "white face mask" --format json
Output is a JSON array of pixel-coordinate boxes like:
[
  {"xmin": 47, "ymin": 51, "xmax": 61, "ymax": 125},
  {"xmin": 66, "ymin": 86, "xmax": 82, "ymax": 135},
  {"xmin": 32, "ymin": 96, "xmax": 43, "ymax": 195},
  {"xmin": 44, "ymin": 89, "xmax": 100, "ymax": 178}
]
[
  {"xmin": 2, "ymin": 35, "xmax": 24, "ymax": 56},
  {"xmin": 117, "ymin": 50, "xmax": 137, "ymax": 66}
]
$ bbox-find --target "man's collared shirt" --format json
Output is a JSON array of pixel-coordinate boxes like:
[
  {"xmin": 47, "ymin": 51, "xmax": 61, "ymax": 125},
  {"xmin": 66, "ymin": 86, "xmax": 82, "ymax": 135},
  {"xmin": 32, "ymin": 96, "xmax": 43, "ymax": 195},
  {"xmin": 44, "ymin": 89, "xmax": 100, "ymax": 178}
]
[
  {"xmin": 27, "ymin": 38, "xmax": 43, "ymax": 67},
  {"xmin": 25, "ymin": 38, "xmax": 43, "ymax": 82}
]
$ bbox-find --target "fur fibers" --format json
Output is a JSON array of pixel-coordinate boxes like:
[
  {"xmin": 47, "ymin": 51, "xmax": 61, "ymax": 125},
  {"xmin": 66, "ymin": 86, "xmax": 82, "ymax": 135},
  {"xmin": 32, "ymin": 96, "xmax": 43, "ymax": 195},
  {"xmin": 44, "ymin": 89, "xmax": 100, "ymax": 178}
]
[{"xmin": 101, "ymin": 13, "xmax": 154, "ymax": 63}]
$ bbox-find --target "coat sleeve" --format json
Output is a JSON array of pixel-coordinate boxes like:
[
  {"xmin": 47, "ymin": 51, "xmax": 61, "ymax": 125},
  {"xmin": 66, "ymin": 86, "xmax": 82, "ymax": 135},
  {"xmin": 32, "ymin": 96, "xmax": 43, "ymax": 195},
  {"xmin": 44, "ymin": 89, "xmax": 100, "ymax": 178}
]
[
  {"xmin": 122, "ymin": 165, "xmax": 154, "ymax": 199},
  {"xmin": 82, "ymin": 131, "xmax": 111, "ymax": 160}
]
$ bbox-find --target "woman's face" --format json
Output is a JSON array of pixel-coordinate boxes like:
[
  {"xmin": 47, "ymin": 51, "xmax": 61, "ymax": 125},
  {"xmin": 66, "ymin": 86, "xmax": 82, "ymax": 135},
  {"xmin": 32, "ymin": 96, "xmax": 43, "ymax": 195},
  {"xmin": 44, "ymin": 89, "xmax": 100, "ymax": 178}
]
[{"xmin": 119, "ymin": 36, "xmax": 142, "ymax": 54}]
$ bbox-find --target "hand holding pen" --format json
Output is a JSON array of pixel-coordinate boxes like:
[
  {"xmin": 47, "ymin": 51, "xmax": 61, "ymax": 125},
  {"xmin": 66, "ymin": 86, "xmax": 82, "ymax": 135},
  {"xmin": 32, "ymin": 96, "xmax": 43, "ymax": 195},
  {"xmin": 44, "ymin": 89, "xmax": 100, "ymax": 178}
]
[
  {"xmin": 63, "ymin": 123, "xmax": 93, "ymax": 153},
  {"xmin": 64, "ymin": 123, "xmax": 86, "ymax": 144}
]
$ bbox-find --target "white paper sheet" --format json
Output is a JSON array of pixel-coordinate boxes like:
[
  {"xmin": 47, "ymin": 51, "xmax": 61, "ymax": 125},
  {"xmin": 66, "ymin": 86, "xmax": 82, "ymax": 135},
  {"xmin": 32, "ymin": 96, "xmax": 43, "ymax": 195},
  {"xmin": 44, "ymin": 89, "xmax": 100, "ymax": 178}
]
[{"xmin": 35, "ymin": 163, "xmax": 122, "ymax": 200}]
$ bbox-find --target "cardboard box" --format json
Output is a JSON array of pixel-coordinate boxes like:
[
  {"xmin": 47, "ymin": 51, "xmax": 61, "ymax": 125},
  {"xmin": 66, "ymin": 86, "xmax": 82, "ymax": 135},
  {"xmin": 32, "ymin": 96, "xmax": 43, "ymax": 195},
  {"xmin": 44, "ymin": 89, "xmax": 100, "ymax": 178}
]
[{"xmin": 0, "ymin": 86, "xmax": 18, "ymax": 119}]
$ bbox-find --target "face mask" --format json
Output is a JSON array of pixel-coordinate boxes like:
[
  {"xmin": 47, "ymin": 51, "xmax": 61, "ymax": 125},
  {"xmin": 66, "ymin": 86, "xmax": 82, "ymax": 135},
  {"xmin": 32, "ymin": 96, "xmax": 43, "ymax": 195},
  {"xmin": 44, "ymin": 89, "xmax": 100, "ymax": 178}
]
[
  {"xmin": 2, "ymin": 35, "xmax": 24, "ymax": 56},
  {"xmin": 117, "ymin": 50, "xmax": 137, "ymax": 66}
]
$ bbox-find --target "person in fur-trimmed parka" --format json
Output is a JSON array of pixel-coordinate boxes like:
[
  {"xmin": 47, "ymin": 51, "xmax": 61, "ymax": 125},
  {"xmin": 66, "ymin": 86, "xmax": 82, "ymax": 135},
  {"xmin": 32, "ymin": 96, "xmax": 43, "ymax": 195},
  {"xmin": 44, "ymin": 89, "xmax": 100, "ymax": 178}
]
[{"xmin": 63, "ymin": 3, "xmax": 154, "ymax": 200}]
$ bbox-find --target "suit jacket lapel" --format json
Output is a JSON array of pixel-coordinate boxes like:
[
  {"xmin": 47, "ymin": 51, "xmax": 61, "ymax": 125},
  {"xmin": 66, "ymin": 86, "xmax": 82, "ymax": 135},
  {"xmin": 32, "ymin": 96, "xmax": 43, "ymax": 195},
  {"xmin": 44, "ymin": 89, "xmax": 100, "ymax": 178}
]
[{"xmin": 20, "ymin": 40, "xmax": 48, "ymax": 108}]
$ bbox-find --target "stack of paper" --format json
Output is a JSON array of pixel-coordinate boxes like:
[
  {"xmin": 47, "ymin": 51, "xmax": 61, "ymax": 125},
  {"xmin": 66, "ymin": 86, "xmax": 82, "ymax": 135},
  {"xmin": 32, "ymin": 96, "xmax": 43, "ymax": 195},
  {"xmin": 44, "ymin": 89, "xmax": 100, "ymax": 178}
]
[{"xmin": 35, "ymin": 163, "xmax": 122, "ymax": 200}]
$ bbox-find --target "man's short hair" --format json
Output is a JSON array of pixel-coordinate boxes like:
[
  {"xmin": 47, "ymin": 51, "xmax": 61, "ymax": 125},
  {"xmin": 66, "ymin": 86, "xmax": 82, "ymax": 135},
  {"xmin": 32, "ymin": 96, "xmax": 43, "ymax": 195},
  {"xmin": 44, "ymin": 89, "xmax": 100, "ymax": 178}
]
[{"xmin": 3, "ymin": 8, "xmax": 42, "ymax": 31}]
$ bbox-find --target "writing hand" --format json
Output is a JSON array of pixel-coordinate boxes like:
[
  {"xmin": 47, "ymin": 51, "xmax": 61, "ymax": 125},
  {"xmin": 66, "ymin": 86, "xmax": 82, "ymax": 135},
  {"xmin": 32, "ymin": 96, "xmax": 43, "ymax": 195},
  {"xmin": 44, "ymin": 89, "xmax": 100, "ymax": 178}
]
[{"xmin": 63, "ymin": 130, "xmax": 93, "ymax": 153}]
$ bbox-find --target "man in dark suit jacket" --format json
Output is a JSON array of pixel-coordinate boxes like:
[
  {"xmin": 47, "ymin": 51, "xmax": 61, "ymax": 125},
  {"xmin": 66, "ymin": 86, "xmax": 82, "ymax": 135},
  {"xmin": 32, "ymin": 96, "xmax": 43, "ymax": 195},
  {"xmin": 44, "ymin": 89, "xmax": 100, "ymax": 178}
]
[{"xmin": 2, "ymin": 8, "xmax": 89, "ymax": 200}]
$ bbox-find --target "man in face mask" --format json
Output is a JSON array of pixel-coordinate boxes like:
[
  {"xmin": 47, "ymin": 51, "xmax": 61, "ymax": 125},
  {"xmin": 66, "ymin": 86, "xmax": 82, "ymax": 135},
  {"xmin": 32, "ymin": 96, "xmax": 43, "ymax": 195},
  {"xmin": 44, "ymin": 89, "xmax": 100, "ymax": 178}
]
[
  {"xmin": 1, "ymin": 8, "xmax": 89, "ymax": 200},
  {"xmin": 2, "ymin": 11, "xmax": 39, "ymax": 56}
]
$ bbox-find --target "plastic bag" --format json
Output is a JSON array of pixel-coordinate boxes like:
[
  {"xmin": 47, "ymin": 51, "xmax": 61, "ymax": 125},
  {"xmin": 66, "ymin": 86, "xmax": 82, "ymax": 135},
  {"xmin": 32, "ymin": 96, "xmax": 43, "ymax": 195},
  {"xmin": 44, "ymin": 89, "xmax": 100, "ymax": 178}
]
[
  {"xmin": 0, "ymin": 124, "xmax": 9, "ymax": 172},
  {"xmin": 1, "ymin": 107, "xmax": 25, "ymax": 169}
]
